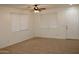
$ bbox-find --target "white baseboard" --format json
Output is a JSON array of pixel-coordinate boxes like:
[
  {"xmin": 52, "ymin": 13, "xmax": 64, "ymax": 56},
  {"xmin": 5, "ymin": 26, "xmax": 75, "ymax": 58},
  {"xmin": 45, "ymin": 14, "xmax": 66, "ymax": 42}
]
[{"xmin": 36, "ymin": 36, "xmax": 66, "ymax": 39}]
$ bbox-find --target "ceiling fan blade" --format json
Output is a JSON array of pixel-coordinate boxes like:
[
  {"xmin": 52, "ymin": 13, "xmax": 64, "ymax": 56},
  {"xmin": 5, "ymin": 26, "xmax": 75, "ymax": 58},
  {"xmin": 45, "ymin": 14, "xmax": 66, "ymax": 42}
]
[
  {"xmin": 22, "ymin": 6, "xmax": 34, "ymax": 11},
  {"xmin": 40, "ymin": 8, "xmax": 46, "ymax": 10}
]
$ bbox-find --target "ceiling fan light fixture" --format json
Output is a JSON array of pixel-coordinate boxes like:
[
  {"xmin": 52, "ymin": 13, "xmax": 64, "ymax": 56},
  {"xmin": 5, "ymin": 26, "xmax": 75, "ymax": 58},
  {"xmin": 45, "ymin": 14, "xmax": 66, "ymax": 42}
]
[
  {"xmin": 33, "ymin": 5, "xmax": 40, "ymax": 13},
  {"xmin": 34, "ymin": 10, "xmax": 39, "ymax": 13}
]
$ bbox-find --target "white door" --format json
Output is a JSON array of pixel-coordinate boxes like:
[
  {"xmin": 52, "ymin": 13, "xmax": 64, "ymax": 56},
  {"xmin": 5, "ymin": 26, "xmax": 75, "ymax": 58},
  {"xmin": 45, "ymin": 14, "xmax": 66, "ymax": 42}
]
[{"xmin": 65, "ymin": 7, "xmax": 79, "ymax": 39}]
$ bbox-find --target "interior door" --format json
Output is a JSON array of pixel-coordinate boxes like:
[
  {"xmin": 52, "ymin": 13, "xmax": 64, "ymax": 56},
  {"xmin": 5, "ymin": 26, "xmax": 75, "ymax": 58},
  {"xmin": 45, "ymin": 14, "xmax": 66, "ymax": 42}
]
[{"xmin": 65, "ymin": 8, "xmax": 79, "ymax": 39}]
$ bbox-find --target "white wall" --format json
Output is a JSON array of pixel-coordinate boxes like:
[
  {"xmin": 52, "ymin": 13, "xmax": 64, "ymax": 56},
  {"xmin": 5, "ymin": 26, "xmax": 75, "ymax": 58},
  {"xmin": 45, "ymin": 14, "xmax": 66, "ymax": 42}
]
[
  {"xmin": 33, "ymin": 6, "xmax": 79, "ymax": 39},
  {"xmin": 0, "ymin": 7, "xmax": 34, "ymax": 48}
]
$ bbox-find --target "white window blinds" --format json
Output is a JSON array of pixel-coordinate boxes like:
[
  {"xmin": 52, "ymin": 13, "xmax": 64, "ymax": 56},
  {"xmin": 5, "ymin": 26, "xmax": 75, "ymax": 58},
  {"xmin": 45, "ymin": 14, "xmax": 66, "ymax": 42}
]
[{"xmin": 11, "ymin": 13, "xmax": 30, "ymax": 32}]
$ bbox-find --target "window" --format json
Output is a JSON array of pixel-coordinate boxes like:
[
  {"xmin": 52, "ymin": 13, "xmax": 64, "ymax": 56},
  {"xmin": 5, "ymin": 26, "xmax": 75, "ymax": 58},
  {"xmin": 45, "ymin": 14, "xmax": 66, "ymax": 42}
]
[{"xmin": 11, "ymin": 13, "xmax": 30, "ymax": 32}]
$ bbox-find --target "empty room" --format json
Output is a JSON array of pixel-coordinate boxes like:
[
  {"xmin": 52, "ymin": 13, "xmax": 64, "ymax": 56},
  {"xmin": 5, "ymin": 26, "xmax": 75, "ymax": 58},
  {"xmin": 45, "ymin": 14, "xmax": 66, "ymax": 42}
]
[{"xmin": 0, "ymin": 4, "xmax": 79, "ymax": 54}]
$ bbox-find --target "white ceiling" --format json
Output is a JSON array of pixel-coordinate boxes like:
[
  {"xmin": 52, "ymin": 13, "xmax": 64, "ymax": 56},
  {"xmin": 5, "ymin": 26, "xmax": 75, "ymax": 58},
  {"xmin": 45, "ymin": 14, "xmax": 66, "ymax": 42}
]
[{"xmin": 0, "ymin": 4, "xmax": 79, "ymax": 10}]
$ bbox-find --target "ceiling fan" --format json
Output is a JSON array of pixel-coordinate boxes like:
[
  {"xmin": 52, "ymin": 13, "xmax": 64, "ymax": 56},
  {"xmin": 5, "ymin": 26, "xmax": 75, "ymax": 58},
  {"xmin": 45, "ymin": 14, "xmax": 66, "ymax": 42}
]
[
  {"xmin": 25, "ymin": 4, "xmax": 46, "ymax": 13},
  {"xmin": 33, "ymin": 5, "xmax": 46, "ymax": 13}
]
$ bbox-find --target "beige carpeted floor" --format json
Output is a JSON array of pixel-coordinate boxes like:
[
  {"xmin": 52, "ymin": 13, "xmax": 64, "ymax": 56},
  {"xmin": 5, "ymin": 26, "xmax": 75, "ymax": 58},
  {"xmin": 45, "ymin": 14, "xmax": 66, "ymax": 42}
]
[{"xmin": 0, "ymin": 37, "xmax": 79, "ymax": 54}]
